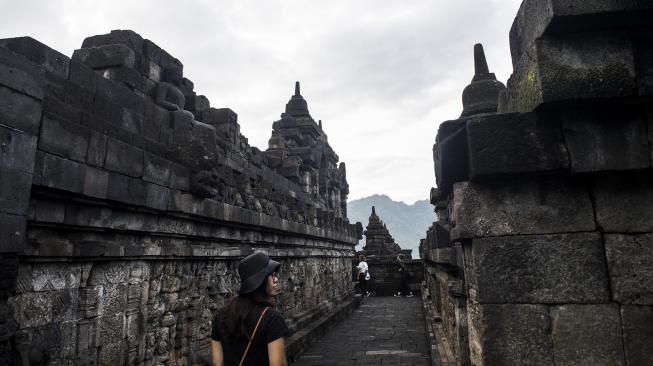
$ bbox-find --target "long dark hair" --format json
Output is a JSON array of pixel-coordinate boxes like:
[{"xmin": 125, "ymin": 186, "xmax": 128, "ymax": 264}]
[{"xmin": 217, "ymin": 277, "xmax": 275, "ymax": 341}]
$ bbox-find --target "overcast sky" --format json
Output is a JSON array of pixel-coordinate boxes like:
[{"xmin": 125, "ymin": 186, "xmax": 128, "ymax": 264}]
[{"xmin": 2, "ymin": 0, "xmax": 523, "ymax": 204}]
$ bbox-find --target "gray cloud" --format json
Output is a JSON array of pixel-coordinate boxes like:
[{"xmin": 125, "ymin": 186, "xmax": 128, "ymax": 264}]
[{"xmin": 1, "ymin": 0, "xmax": 523, "ymax": 203}]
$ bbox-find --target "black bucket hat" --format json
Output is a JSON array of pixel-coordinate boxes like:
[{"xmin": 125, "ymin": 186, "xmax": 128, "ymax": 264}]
[{"xmin": 238, "ymin": 252, "xmax": 281, "ymax": 294}]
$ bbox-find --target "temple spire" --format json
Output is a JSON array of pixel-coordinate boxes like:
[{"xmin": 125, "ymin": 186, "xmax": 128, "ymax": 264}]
[
  {"xmin": 295, "ymin": 81, "xmax": 300, "ymax": 96},
  {"xmin": 372, "ymin": 206, "xmax": 376, "ymax": 215},
  {"xmin": 474, "ymin": 43, "xmax": 489, "ymax": 76}
]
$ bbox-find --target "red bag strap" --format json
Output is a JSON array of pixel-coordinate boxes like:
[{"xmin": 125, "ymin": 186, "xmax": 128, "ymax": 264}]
[{"xmin": 239, "ymin": 306, "xmax": 270, "ymax": 366}]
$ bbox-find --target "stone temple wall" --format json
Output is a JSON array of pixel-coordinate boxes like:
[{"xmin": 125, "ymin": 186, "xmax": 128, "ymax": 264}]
[
  {"xmin": 0, "ymin": 30, "xmax": 360, "ymax": 365},
  {"xmin": 424, "ymin": 2, "xmax": 653, "ymax": 366}
]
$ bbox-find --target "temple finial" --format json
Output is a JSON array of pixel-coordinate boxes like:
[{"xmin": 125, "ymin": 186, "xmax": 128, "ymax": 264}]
[
  {"xmin": 295, "ymin": 81, "xmax": 300, "ymax": 96},
  {"xmin": 372, "ymin": 206, "xmax": 376, "ymax": 215},
  {"xmin": 474, "ymin": 43, "xmax": 489, "ymax": 76}
]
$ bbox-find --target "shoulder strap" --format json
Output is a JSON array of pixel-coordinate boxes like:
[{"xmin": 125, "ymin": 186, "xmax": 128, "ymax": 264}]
[{"xmin": 239, "ymin": 306, "xmax": 270, "ymax": 366}]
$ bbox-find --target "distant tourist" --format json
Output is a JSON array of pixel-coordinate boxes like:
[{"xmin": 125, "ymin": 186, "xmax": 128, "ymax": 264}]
[
  {"xmin": 357, "ymin": 254, "xmax": 370, "ymax": 297},
  {"xmin": 394, "ymin": 254, "xmax": 413, "ymax": 297},
  {"xmin": 211, "ymin": 252, "xmax": 288, "ymax": 366}
]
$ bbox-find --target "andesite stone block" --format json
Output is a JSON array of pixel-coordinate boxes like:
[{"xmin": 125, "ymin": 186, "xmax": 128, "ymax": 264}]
[
  {"xmin": 143, "ymin": 152, "xmax": 171, "ymax": 186},
  {"xmin": 81, "ymin": 30, "xmax": 144, "ymax": 53},
  {"xmin": 39, "ymin": 114, "xmax": 90, "ymax": 163},
  {"xmin": 0, "ymin": 62, "xmax": 44, "ymax": 100},
  {"xmin": 466, "ymin": 112, "xmax": 568, "ymax": 179},
  {"xmin": 452, "ymin": 177, "xmax": 595, "ymax": 240},
  {"xmin": 0, "ymin": 85, "xmax": 42, "ymax": 135},
  {"xmin": 551, "ymin": 304, "xmax": 625, "ymax": 366},
  {"xmin": 168, "ymin": 162, "xmax": 190, "ymax": 191},
  {"xmin": 145, "ymin": 183, "xmax": 170, "ymax": 211},
  {"xmin": 39, "ymin": 153, "xmax": 85, "ymax": 193},
  {"xmin": 503, "ymin": 33, "xmax": 637, "ymax": 113},
  {"xmin": 42, "ymin": 94, "xmax": 82, "ymax": 125},
  {"xmin": 0, "ymin": 125, "xmax": 37, "ymax": 173},
  {"xmin": 0, "ymin": 213, "xmax": 26, "ymax": 252},
  {"xmin": 0, "ymin": 36, "xmax": 69, "ymax": 79},
  {"xmin": 433, "ymin": 119, "xmax": 468, "ymax": 192},
  {"xmin": 105, "ymin": 138, "xmax": 143, "ymax": 178},
  {"xmin": 83, "ymin": 166, "xmax": 109, "ymax": 199},
  {"xmin": 469, "ymin": 232, "xmax": 609, "ymax": 304},
  {"xmin": 72, "ymin": 44, "xmax": 136, "ymax": 69},
  {"xmin": 594, "ymin": 173, "xmax": 653, "ymax": 232},
  {"xmin": 64, "ymin": 81, "xmax": 95, "ymax": 112},
  {"xmin": 562, "ymin": 105, "xmax": 650, "ymax": 172},
  {"xmin": 633, "ymin": 31, "xmax": 653, "ymax": 96},
  {"xmin": 620, "ymin": 305, "xmax": 653, "ymax": 366},
  {"xmin": 468, "ymin": 301, "xmax": 554, "ymax": 366},
  {"xmin": 68, "ymin": 60, "xmax": 98, "ymax": 93},
  {"xmin": 106, "ymin": 173, "xmax": 147, "ymax": 207},
  {"xmin": 509, "ymin": 0, "xmax": 653, "ymax": 67},
  {"xmin": 605, "ymin": 233, "xmax": 653, "ymax": 305},
  {"xmin": 0, "ymin": 168, "xmax": 32, "ymax": 216},
  {"xmin": 87, "ymin": 131, "xmax": 108, "ymax": 168}
]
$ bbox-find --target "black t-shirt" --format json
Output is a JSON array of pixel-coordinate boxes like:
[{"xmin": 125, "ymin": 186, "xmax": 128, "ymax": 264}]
[{"xmin": 211, "ymin": 307, "xmax": 289, "ymax": 366}]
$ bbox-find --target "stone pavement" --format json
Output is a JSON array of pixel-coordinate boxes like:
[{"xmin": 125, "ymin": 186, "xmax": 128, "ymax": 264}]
[{"xmin": 292, "ymin": 296, "xmax": 431, "ymax": 365}]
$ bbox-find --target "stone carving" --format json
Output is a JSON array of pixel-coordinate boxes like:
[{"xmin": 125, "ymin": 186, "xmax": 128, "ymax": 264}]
[{"xmin": 155, "ymin": 65, "xmax": 194, "ymax": 118}]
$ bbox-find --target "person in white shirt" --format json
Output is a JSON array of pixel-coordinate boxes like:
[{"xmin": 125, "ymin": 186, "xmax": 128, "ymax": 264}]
[{"xmin": 356, "ymin": 255, "xmax": 370, "ymax": 297}]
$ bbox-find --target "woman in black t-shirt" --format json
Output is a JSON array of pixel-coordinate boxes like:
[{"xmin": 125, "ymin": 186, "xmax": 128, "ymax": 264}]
[{"xmin": 211, "ymin": 252, "xmax": 289, "ymax": 366}]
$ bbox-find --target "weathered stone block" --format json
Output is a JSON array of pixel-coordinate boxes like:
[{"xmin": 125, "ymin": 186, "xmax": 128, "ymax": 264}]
[
  {"xmin": 0, "ymin": 213, "xmax": 26, "ymax": 252},
  {"xmin": 84, "ymin": 166, "xmax": 109, "ymax": 199},
  {"xmin": 551, "ymin": 304, "xmax": 625, "ymax": 366},
  {"xmin": 0, "ymin": 168, "xmax": 32, "ymax": 216},
  {"xmin": 469, "ymin": 232, "xmax": 609, "ymax": 304},
  {"xmin": 169, "ymin": 162, "xmax": 190, "ymax": 190},
  {"xmin": 503, "ymin": 33, "xmax": 636, "ymax": 113},
  {"xmin": 39, "ymin": 114, "xmax": 90, "ymax": 162},
  {"xmin": 64, "ymin": 81, "xmax": 94, "ymax": 112},
  {"xmin": 433, "ymin": 120, "xmax": 468, "ymax": 192},
  {"xmin": 509, "ymin": 0, "xmax": 653, "ymax": 67},
  {"xmin": 594, "ymin": 174, "xmax": 653, "ymax": 232},
  {"xmin": 143, "ymin": 153, "xmax": 171, "ymax": 186},
  {"xmin": 81, "ymin": 30, "xmax": 144, "ymax": 52},
  {"xmin": 93, "ymin": 96, "xmax": 122, "ymax": 125},
  {"xmin": 0, "ymin": 85, "xmax": 42, "ymax": 134},
  {"xmin": 39, "ymin": 153, "xmax": 85, "ymax": 193},
  {"xmin": 605, "ymin": 234, "xmax": 653, "ymax": 305},
  {"xmin": 105, "ymin": 139, "xmax": 143, "ymax": 178},
  {"xmin": 106, "ymin": 173, "xmax": 147, "ymax": 206},
  {"xmin": 145, "ymin": 183, "xmax": 170, "ymax": 211},
  {"xmin": 562, "ymin": 105, "xmax": 650, "ymax": 172},
  {"xmin": 633, "ymin": 31, "xmax": 653, "ymax": 96},
  {"xmin": 42, "ymin": 94, "xmax": 82, "ymax": 125},
  {"xmin": 468, "ymin": 301, "xmax": 554, "ymax": 366},
  {"xmin": 87, "ymin": 131, "xmax": 108, "ymax": 167},
  {"xmin": 101, "ymin": 66, "xmax": 142, "ymax": 91},
  {"xmin": 621, "ymin": 305, "xmax": 653, "ymax": 366},
  {"xmin": 466, "ymin": 112, "xmax": 568, "ymax": 179},
  {"xmin": 72, "ymin": 44, "xmax": 135, "ymax": 69},
  {"xmin": 0, "ymin": 125, "xmax": 37, "ymax": 174},
  {"xmin": 0, "ymin": 36, "xmax": 69, "ymax": 79},
  {"xmin": 68, "ymin": 60, "xmax": 98, "ymax": 93},
  {"xmin": 452, "ymin": 177, "xmax": 595, "ymax": 239},
  {"xmin": 33, "ymin": 199, "xmax": 65, "ymax": 223},
  {"xmin": 0, "ymin": 62, "xmax": 44, "ymax": 100}
]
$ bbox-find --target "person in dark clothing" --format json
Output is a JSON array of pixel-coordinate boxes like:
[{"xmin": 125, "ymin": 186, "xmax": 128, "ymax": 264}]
[
  {"xmin": 211, "ymin": 252, "xmax": 289, "ymax": 366},
  {"xmin": 394, "ymin": 254, "xmax": 413, "ymax": 297}
]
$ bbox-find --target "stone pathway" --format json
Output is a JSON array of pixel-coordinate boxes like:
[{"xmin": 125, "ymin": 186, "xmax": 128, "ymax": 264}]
[{"xmin": 292, "ymin": 296, "xmax": 431, "ymax": 365}]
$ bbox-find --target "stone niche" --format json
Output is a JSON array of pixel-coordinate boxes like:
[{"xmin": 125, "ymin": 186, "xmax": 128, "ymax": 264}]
[
  {"xmin": 422, "ymin": 2, "xmax": 653, "ymax": 365},
  {"xmin": 0, "ymin": 30, "xmax": 361, "ymax": 365}
]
